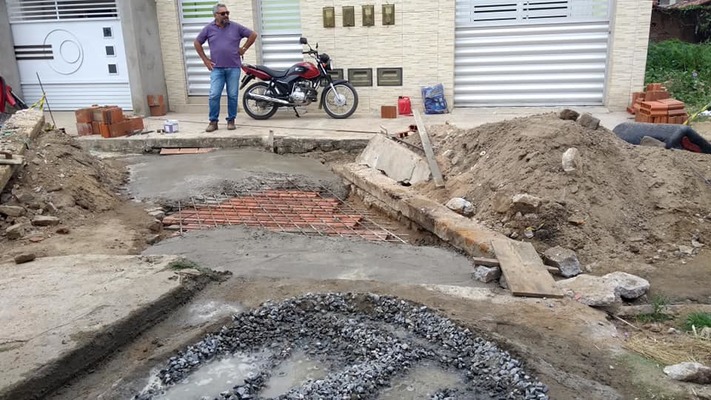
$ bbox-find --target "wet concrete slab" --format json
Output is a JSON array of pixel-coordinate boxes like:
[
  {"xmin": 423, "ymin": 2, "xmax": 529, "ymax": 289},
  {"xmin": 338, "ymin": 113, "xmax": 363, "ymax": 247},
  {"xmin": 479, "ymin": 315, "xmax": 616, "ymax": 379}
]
[{"xmin": 0, "ymin": 254, "xmax": 207, "ymax": 400}]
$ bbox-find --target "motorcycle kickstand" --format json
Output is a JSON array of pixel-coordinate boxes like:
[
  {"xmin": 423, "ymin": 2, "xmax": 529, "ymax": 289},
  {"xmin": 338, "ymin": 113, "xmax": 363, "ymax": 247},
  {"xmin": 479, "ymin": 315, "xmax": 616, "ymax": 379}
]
[{"xmin": 293, "ymin": 107, "xmax": 301, "ymax": 118}]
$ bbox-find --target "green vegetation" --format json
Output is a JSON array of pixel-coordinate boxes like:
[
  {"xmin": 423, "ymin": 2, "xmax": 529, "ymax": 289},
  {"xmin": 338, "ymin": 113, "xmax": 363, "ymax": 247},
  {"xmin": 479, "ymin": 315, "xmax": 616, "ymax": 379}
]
[
  {"xmin": 645, "ymin": 39, "xmax": 711, "ymax": 114},
  {"xmin": 683, "ymin": 312, "xmax": 711, "ymax": 332},
  {"xmin": 637, "ymin": 294, "xmax": 673, "ymax": 324}
]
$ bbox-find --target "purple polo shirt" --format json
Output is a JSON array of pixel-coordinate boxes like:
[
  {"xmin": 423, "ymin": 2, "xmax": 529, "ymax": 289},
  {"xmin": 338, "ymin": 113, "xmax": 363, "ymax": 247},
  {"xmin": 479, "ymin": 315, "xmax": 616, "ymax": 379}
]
[{"xmin": 196, "ymin": 20, "xmax": 253, "ymax": 68}]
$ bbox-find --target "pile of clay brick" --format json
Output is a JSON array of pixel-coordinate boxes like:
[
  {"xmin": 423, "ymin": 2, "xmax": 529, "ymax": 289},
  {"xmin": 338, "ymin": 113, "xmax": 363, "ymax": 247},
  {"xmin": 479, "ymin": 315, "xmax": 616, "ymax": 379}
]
[
  {"xmin": 627, "ymin": 83, "xmax": 689, "ymax": 124},
  {"xmin": 75, "ymin": 106, "xmax": 144, "ymax": 138}
]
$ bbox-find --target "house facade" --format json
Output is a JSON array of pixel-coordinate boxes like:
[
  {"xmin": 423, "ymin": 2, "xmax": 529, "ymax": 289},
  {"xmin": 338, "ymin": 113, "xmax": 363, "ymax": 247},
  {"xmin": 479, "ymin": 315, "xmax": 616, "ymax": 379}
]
[{"xmin": 0, "ymin": 0, "xmax": 654, "ymax": 115}]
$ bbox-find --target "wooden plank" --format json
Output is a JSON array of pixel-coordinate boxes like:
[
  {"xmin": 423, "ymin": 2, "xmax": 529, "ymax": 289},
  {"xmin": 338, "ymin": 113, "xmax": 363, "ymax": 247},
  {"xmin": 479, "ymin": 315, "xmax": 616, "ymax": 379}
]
[
  {"xmin": 472, "ymin": 257, "xmax": 500, "ymax": 267},
  {"xmin": 412, "ymin": 110, "xmax": 445, "ymax": 187},
  {"xmin": 491, "ymin": 238, "xmax": 563, "ymax": 298}
]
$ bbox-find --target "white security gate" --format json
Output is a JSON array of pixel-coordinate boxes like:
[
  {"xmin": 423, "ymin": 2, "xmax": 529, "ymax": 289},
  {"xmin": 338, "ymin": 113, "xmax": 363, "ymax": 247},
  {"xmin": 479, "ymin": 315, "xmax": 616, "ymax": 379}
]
[
  {"xmin": 258, "ymin": 0, "xmax": 303, "ymax": 69},
  {"xmin": 6, "ymin": 0, "xmax": 132, "ymax": 110},
  {"xmin": 454, "ymin": 0, "xmax": 611, "ymax": 106}
]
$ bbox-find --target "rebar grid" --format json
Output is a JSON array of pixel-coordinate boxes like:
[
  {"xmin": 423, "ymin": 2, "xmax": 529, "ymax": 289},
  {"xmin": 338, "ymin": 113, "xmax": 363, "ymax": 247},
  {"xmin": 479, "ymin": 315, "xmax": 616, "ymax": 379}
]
[{"xmin": 164, "ymin": 184, "xmax": 406, "ymax": 243}]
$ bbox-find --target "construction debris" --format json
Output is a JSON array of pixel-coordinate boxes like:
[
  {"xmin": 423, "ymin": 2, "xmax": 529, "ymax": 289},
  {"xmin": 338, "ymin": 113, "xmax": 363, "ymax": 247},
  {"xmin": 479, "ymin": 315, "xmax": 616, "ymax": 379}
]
[
  {"xmin": 628, "ymin": 84, "xmax": 690, "ymax": 124},
  {"xmin": 75, "ymin": 105, "xmax": 144, "ymax": 138}
]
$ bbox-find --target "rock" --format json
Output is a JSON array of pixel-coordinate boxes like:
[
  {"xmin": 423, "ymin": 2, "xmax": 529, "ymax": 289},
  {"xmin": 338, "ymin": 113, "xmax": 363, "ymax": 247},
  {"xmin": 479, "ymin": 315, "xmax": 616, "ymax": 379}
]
[
  {"xmin": 148, "ymin": 210, "xmax": 165, "ymax": 220},
  {"xmin": 492, "ymin": 193, "xmax": 512, "ymax": 213},
  {"xmin": 31, "ymin": 215, "xmax": 60, "ymax": 226},
  {"xmin": 148, "ymin": 218, "xmax": 163, "ymax": 233},
  {"xmin": 692, "ymin": 239, "xmax": 704, "ymax": 248},
  {"xmin": 604, "ymin": 271, "xmax": 650, "ymax": 300},
  {"xmin": 561, "ymin": 148, "xmax": 581, "ymax": 173},
  {"xmin": 473, "ymin": 266, "xmax": 501, "ymax": 283},
  {"xmin": 678, "ymin": 245, "xmax": 695, "ymax": 256},
  {"xmin": 445, "ymin": 197, "xmax": 475, "ymax": 217},
  {"xmin": 511, "ymin": 193, "xmax": 542, "ymax": 211},
  {"xmin": 14, "ymin": 253, "xmax": 36, "ymax": 264},
  {"xmin": 0, "ymin": 205, "xmax": 26, "ymax": 217},
  {"xmin": 663, "ymin": 362, "xmax": 711, "ymax": 384},
  {"xmin": 639, "ymin": 136, "xmax": 666, "ymax": 148},
  {"xmin": 146, "ymin": 234, "xmax": 161, "ymax": 245},
  {"xmin": 56, "ymin": 227, "xmax": 70, "ymax": 234},
  {"xmin": 5, "ymin": 223, "xmax": 27, "ymax": 240},
  {"xmin": 700, "ymin": 327, "xmax": 711, "ymax": 339},
  {"xmin": 559, "ymin": 109, "xmax": 580, "ymax": 121},
  {"xmin": 556, "ymin": 274, "xmax": 619, "ymax": 308},
  {"xmin": 542, "ymin": 246, "xmax": 582, "ymax": 278},
  {"xmin": 577, "ymin": 113, "xmax": 600, "ymax": 130}
]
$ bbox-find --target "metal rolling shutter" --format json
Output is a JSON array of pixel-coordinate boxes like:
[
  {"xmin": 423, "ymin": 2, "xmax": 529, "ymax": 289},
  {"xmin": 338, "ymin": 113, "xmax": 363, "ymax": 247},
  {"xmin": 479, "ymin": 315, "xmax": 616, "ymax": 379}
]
[
  {"xmin": 454, "ymin": 0, "xmax": 611, "ymax": 106},
  {"xmin": 258, "ymin": 0, "xmax": 302, "ymax": 69},
  {"xmin": 6, "ymin": 0, "xmax": 131, "ymax": 110},
  {"xmin": 180, "ymin": 1, "xmax": 213, "ymax": 96}
]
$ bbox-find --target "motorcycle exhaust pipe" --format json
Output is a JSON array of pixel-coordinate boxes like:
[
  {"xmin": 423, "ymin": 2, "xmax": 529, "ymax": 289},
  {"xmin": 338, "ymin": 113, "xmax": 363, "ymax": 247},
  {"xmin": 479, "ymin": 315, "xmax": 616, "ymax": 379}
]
[{"xmin": 248, "ymin": 93, "xmax": 293, "ymax": 106}]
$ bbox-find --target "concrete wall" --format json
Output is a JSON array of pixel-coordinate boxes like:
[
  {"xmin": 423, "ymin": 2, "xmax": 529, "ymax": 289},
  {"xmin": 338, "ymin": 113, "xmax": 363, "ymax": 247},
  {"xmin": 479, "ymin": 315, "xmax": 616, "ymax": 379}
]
[
  {"xmin": 118, "ymin": 0, "xmax": 169, "ymax": 116},
  {"xmin": 605, "ymin": 0, "xmax": 654, "ymax": 111},
  {"xmin": 157, "ymin": 0, "xmax": 258, "ymax": 113},
  {"xmin": 0, "ymin": 0, "xmax": 22, "ymax": 99}
]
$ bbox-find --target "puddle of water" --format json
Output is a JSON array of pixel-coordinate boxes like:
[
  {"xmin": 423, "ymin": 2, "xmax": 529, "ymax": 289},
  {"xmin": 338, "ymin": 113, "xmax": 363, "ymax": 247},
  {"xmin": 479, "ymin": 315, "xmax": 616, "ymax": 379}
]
[
  {"xmin": 378, "ymin": 363, "xmax": 465, "ymax": 400},
  {"xmin": 153, "ymin": 351, "xmax": 267, "ymax": 400},
  {"xmin": 260, "ymin": 350, "xmax": 328, "ymax": 398}
]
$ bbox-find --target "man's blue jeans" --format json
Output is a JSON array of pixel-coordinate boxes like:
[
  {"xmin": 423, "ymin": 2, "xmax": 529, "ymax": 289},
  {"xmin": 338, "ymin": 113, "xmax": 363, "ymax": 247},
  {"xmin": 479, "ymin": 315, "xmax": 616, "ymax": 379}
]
[{"xmin": 208, "ymin": 67, "xmax": 240, "ymax": 122}]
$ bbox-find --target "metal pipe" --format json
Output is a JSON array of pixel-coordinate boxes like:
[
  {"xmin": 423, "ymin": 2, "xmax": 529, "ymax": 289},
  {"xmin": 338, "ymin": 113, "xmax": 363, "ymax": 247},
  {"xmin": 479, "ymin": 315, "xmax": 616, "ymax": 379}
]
[{"xmin": 247, "ymin": 93, "xmax": 293, "ymax": 106}]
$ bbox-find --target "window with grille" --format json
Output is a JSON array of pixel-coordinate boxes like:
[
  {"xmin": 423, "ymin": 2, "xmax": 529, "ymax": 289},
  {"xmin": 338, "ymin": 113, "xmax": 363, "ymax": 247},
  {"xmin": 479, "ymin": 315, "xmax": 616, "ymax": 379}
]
[
  {"xmin": 7, "ymin": 0, "xmax": 118, "ymax": 23},
  {"xmin": 455, "ymin": 0, "xmax": 609, "ymax": 25}
]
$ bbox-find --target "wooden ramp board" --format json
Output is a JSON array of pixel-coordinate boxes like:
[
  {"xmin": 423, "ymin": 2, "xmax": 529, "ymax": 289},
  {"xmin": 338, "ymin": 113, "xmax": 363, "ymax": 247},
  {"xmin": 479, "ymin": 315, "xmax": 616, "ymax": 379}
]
[
  {"xmin": 491, "ymin": 238, "xmax": 563, "ymax": 298},
  {"xmin": 159, "ymin": 148, "xmax": 217, "ymax": 155}
]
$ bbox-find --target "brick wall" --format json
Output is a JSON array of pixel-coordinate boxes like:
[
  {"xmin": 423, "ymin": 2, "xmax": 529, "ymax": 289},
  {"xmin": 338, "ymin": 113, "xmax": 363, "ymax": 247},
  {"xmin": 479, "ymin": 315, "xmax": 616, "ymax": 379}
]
[{"xmin": 605, "ymin": 0, "xmax": 654, "ymax": 111}]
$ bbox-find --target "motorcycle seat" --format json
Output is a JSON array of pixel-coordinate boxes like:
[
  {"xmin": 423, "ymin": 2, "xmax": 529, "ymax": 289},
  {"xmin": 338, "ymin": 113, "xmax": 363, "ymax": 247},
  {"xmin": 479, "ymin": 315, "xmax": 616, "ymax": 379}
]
[{"xmin": 255, "ymin": 65, "xmax": 289, "ymax": 78}]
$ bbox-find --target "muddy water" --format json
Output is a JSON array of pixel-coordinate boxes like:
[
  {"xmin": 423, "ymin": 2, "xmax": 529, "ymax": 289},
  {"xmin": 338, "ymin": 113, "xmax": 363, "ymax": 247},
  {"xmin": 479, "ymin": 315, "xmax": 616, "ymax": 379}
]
[
  {"xmin": 379, "ymin": 363, "xmax": 465, "ymax": 399},
  {"xmin": 260, "ymin": 350, "xmax": 327, "ymax": 397},
  {"xmin": 153, "ymin": 352, "xmax": 268, "ymax": 400}
]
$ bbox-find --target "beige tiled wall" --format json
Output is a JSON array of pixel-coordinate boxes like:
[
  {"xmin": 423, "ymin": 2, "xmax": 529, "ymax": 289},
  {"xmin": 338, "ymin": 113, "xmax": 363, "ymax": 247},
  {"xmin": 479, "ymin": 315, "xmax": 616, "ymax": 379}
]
[
  {"xmin": 301, "ymin": 0, "xmax": 455, "ymax": 114},
  {"xmin": 605, "ymin": 0, "xmax": 653, "ymax": 111}
]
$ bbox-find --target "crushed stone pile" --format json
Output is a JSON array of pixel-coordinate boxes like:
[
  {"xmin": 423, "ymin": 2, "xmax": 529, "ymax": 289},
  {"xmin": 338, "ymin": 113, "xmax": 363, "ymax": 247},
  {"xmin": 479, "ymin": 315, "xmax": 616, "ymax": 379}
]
[
  {"xmin": 135, "ymin": 293, "xmax": 548, "ymax": 400},
  {"xmin": 412, "ymin": 113, "xmax": 711, "ymax": 265},
  {"xmin": 0, "ymin": 130, "xmax": 127, "ymax": 240}
]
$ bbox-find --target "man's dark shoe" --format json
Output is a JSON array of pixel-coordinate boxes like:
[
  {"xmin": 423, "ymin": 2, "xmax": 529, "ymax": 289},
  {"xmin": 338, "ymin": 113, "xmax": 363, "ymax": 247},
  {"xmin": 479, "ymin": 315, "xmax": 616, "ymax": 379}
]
[
  {"xmin": 205, "ymin": 121, "xmax": 218, "ymax": 132},
  {"xmin": 227, "ymin": 120, "xmax": 236, "ymax": 130}
]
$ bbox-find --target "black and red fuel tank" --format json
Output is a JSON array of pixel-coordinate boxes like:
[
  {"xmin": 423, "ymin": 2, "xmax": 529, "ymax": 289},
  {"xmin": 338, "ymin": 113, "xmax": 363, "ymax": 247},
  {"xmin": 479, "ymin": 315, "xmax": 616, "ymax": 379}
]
[{"xmin": 287, "ymin": 62, "xmax": 320, "ymax": 79}]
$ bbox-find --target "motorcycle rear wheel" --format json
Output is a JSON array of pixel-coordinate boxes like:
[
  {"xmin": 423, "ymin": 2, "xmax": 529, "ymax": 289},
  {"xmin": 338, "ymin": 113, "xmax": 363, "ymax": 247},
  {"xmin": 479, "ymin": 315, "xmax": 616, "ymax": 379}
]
[
  {"xmin": 323, "ymin": 82, "xmax": 358, "ymax": 119},
  {"xmin": 243, "ymin": 82, "xmax": 278, "ymax": 120}
]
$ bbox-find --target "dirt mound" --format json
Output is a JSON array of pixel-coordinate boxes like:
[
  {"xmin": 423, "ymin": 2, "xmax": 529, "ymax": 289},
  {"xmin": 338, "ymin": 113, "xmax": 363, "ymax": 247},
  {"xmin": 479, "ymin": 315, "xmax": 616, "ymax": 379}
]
[
  {"xmin": 412, "ymin": 113, "xmax": 711, "ymax": 266},
  {"xmin": 1, "ymin": 130, "xmax": 128, "ymax": 239}
]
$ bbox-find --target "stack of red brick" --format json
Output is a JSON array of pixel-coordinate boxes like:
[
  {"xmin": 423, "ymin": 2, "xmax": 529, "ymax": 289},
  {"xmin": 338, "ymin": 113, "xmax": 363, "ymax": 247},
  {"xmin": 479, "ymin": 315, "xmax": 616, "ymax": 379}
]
[
  {"xmin": 75, "ymin": 106, "xmax": 144, "ymax": 138},
  {"xmin": 627, "ymin": 83, "xmax": 689, "ymax": 124}
]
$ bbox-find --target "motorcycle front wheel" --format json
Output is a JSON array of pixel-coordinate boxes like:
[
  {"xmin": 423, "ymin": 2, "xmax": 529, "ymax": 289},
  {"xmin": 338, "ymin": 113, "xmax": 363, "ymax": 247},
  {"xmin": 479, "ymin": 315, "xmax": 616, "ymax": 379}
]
[
  {"xmin": 323, "ymin": 82, "xmax": 358, "ymax": 119},
  {"xmin": 243, "ymin": 82, "xmax": 278, "ymax": 120}
]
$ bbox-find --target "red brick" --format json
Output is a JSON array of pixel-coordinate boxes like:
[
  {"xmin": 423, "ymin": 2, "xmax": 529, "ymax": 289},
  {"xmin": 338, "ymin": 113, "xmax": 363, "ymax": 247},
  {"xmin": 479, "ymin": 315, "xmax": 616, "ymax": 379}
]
[
  {"xmin": 76, "ymin": 122, "xmax": 93, "ymax": 136},
  {"xmin": 149, "ymin": 103, "xmax": 167, "ymax": 117},
  {"xmin": 127, "ymin": 116, "xmax": 144, "ymax": 132},
  {"xmin": 381, "ymin": 105, "xmax": 397, "ymax": 119},
  {"xmin": 75, "ymin": 108, "xmax": 94, "ymax": 123}
]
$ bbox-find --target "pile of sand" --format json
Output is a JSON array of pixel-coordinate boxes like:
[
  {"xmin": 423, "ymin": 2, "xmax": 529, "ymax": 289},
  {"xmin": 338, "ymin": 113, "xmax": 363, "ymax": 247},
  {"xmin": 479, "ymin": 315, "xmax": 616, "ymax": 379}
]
[
  {"xmin": 413, "ymin": 113, "xmax": 711, "ymax": 265},
  {"xmin": 0, "ymin": 130, "xmax": 127, "ymax": 238}
]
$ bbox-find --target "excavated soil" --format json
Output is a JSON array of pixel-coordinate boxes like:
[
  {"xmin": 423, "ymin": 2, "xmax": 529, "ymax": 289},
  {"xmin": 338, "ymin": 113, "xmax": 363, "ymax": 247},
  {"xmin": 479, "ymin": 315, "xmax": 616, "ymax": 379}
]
[
  {"xmin": 0, "ymin": 130, "xmax": 158, "ymax": 261},
  {"xmin": 407, "ymin": 113, "xmax": 711, "ymax": 300}
]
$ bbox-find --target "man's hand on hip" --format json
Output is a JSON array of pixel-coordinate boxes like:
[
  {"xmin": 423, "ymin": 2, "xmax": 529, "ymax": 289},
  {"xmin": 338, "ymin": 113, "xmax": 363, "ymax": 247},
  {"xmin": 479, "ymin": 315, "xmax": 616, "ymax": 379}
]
[{"xmin": 203, "ymin": 58, "xmax": 216, "ymax": 71}]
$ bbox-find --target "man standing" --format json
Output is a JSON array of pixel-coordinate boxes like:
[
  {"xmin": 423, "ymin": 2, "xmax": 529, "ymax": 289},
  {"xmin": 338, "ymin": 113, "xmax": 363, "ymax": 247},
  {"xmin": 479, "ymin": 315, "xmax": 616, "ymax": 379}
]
[{"xmin": 194, "ymin": 3, "xmax": 258, "ymax": 132}]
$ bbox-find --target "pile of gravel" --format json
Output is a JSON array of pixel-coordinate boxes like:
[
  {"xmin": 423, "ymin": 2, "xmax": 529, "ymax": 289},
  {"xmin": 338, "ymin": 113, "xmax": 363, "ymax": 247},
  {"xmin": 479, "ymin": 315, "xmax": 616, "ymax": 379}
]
[{"xmin": 134, "ymin": 293, "xmax": 549, "ymax": 400}]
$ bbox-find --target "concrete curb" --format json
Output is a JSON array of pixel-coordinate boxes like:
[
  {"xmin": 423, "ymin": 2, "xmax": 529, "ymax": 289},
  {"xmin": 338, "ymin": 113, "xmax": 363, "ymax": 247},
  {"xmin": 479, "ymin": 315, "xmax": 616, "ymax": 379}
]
[
  {"xmin": 0, "ymin": 256, "xmax": 213, "ymax": 400},
  {"xmin": 78, "ymin": 135, "xmax": 371, "ymax": 154},
  {"xmin": 0, "ymin": 109, "xmax": 45, "ymax": 194},
  {"xmin": 332, "ymin": 163, "xmax": 507, "ymax": 257}
]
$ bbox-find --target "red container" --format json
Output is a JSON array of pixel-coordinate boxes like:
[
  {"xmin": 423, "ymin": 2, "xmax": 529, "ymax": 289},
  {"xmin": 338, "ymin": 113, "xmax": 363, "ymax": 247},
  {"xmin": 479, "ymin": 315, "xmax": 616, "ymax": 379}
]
[{"xmin": 398, "ymin": 96, "xmax": 412, "ymax": 116}]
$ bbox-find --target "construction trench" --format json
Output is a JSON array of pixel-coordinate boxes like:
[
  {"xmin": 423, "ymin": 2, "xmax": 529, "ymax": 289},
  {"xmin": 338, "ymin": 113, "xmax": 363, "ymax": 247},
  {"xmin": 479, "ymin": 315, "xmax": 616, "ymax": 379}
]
[{"xmin": 1, "ymin": 110, "xmax": 711, "ymax": 400}]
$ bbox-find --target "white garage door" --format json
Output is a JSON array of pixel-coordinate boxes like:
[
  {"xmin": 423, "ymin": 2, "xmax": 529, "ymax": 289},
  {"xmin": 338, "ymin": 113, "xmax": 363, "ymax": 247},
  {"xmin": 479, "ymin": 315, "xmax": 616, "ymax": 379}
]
[
  {"xmin": 454, "ymin": 0, "xmax": 611, "ymax": 106},
  {"xmin": 7, "ymin": 0, "xmax": 132, "ymax": 110}
]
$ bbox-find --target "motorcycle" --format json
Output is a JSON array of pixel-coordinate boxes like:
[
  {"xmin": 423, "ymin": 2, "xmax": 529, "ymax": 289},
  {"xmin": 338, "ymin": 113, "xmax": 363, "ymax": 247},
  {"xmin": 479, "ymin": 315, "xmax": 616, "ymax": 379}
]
[{"xmin": 240, "ymin": 37, "xmax": 358, "ymax": 120}]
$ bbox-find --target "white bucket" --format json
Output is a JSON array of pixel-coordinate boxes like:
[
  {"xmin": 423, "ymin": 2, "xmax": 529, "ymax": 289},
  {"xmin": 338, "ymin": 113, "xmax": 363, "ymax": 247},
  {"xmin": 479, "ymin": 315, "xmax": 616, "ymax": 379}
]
[{"xmin": 163, "ymin": 120, "xmax": 179, "ymax": 133}]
